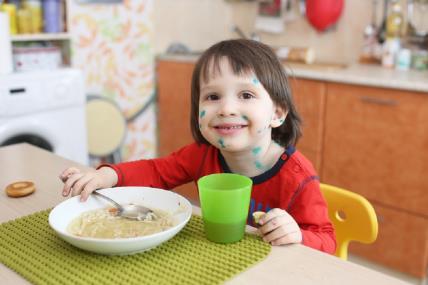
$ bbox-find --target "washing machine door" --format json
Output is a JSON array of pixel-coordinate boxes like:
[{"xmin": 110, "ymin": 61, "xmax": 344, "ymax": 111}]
[{"xmin": 0, "ymin": 133, "xmax": 54, "ymax": 152}]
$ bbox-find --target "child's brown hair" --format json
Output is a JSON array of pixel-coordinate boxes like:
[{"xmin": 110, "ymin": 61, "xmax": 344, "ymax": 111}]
[{"xmin": 190, "ymin": 39, "xmax": 301, "ymax": 147}]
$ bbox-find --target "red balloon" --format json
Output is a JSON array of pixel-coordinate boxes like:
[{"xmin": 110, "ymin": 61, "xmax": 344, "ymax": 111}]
[{"xmin": 306, "ymin": 0, "xmax": 344, "ymax": 32}]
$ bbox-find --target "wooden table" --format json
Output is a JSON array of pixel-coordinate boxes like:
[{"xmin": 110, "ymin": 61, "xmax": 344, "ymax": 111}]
[{"xmin": 0, "ymin": 143, "xmax": 410, "ymax": 285}]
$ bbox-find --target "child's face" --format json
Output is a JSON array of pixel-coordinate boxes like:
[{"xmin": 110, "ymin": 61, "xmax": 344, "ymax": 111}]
[{"xmin": 198, "ymin": 58, "xmax": 285, "ymax": 152}]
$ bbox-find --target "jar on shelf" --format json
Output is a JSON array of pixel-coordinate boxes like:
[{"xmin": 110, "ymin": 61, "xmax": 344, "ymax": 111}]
[{"xmin": 26, "ymin": 0, "xmax": 42, "ymax": 33}]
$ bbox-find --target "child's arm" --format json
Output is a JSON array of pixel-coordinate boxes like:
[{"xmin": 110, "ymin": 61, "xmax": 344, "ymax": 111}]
[
  {"xmin": 286, "ymin": 178, "xmax": 336, "ymax": 254},
  {"xmin": 256, "ymin": 179, "xmax": 336, "ymax": 254},
  {"xmin": 59, "ymin": 143, "xmax": 207, "ymax": 201}
]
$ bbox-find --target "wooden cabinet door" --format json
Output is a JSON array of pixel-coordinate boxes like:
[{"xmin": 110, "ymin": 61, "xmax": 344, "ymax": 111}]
[
  {"xmin": 157, "ymin": 60, "xmax": 195, "ymax": 156},
  {"xmin": 290, "ymin": 78, "xmax": 326, "ymax": 173},
  {"xmin": 157, "ymin": 60, "xmax": 198, "ymax": 204},
  {"xmin": 322, "ymin": 83, "xmax": 428, "ymax": 215},
  {"xmin": 350, "ymin": 202, "xmax": 428, "ymax": 278}
]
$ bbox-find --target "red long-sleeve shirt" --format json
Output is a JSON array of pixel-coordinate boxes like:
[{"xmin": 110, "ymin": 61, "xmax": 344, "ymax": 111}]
[{"xmin": 106, "ymin": 143, "xmax": 336, "ymax": 254}]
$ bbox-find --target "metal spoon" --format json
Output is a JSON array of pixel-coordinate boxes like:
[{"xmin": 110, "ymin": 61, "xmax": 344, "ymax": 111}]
[{"xmin": 92, "ymin": 191, "xmax": 153, "ymax": 221}]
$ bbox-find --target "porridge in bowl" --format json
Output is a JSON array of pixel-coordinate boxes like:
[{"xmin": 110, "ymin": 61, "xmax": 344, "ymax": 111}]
[{"xmin": 67, "ymin": 207, "xmax": 176, "ymax": 239}]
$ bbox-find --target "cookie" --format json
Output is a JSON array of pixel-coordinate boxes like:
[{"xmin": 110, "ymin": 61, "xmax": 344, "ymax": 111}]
[
  {"xmin": 252, "ymin": 211, "xmax": 266, "ymax": 225},
  {"xmin": 5, "ymin": 181, "xmax": 36, "ymax": 198}
]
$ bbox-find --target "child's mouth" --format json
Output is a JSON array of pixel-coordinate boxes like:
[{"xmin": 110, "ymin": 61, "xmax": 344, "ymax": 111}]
[{"xmin": 213, "ymin": 124, "xmax": 247, "ymax": 135}]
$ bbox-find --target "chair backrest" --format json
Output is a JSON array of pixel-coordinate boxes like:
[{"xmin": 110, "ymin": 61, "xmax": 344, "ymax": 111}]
[{"xmin": 320, "ymin": 183, "xmax": 378, "ymax": 260}]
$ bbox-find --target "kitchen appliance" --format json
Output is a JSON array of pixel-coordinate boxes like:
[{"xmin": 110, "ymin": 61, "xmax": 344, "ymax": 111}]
[{"xmin": 0, "ymin": 68, "xmax": 89, "ymax": 165}]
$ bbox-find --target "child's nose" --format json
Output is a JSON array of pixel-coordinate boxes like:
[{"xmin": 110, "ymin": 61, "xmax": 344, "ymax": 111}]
[{"xmin": 217, "ymin": 100, "xmax": 238, "ymax": 117}]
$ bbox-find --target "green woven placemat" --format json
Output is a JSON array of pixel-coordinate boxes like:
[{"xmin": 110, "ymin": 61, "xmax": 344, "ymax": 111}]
[{"xmin": 0, "ymin": 210, "xmax": 271, "ymax": 285}]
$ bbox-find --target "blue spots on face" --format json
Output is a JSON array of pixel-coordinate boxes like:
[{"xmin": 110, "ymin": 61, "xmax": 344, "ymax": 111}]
[
  {"xmin": 199, "ymin": 110, "xmax": 206, "ymax": 118},
  {"xmin": 199, "ymin": 123, "xmax": 202, "ymax": 129},
  {"xmin": 242, "ymin": 115, "xmax": 249, "ymax": 121},
  {"xmin": 255, "ymin": 160, "xmax": 264, "ymax": 170},
  {"xmin": 279, "ymin": 119, "xmax": 284, "ymax": 124},
  {"xmin": 218, "ymin": 138, "xmax": 226, "ymax": 148},
  {"xmin": 252, "ymin": 77, "xmax": 259, "ymax": 85},
  {"xmin": 252, "ymin": 146, "xmax": 261, "ymax": 155}
]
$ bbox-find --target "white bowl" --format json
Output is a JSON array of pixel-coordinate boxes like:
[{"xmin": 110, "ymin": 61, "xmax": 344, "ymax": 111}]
[{"xmin": 49, "ymin": 187, "xmax": 192, "ymax": 255}]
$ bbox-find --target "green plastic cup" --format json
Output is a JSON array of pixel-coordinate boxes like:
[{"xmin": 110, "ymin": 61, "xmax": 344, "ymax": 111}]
[{"xmin": 197, "ymin": 173, "xmax": 252, "ymax": 243}]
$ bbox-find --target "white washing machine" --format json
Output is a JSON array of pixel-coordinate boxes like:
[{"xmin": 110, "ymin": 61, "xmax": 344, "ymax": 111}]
[{"xmin": 0, "ymin": 69, "xmax": 89, "ymax": 165}]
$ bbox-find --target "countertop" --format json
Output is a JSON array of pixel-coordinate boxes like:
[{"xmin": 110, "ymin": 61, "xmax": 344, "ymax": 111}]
[{"xmin": 157, "ymin": 53, "xmax": 428, "ymax": 93}]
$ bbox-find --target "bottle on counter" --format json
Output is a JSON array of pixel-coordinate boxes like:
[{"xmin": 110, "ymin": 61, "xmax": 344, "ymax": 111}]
[
  {"xmin": 381, "ymin": 38, "xmax": 401, "ymax": 68},
  {"xmin": 412, "ymin": 50, "xmax": 428, "ymax": 71},
  {"xmin": 395, "ymin": 48, "xmax": 411, "ymax": 71},
  {"xmin": 386, "ymin": 0, "xmax": 404, "ymax": 38}
]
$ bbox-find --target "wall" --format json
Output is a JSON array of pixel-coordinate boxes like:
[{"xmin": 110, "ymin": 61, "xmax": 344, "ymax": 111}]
[
  {"xmin": 69, "ymin": 0, "xmax": 156, "ymax": 162},
  {"xmin": 154, "ymin": 0, "xmax": 234, "ymax": 54},
  {"xmin": 154, "ymin": 0, "xmax": 383, "ymax": 64}
]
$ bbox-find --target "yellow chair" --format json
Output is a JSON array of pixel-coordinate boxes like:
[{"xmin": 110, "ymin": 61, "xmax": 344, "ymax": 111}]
[{"xmin": 320, "ymin": 183, "xmax": 378, "ymax": 260}]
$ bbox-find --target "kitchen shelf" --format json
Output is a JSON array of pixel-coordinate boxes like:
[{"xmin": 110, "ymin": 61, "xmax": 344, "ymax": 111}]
[{"xmin": 11, "ymin": 33, "xmax": 71, "ymax": 42}]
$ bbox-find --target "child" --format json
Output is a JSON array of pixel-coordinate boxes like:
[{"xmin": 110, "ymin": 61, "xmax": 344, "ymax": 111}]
[{"xmin": 60, "ymin": 39, "xmax": 336, "ymax": 254}]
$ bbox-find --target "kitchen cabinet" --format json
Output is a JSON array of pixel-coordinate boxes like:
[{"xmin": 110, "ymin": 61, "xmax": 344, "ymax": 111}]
[
  {"xmin": 322, "ymin": 83, "xmax": 428, "ymax": 215},
  {"xmin": 156, "ymin": 60, "xmax": 197, "ymax": 203},
  {"xmin": 322, "ymin": 82, "xmax": 428, "ymax": 278},
  {"xmin": 290, "ymin": 78, "xmax": 326, "ymax": 173},
  {"xmin": 157, "ymin": 59, "xmax": 428, "ymax": 278},
  {"xmin": 349, "ymin": 201, "xmax": 428, "ymax": 278}
]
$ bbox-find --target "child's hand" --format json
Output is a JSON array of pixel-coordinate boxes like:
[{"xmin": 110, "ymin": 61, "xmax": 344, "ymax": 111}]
[
  {"xmin": 59, "ymin": 167, "xmax": 118, "ymax": 202},
  {"xmin": 258, "ymin": 208, "xmax": 302, "ymax": 246}
]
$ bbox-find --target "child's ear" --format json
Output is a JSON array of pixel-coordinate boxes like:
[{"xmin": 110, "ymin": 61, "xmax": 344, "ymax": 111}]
[{"xmin": 270, "ymin": 107, "xmax": 287, "ymax": 128}]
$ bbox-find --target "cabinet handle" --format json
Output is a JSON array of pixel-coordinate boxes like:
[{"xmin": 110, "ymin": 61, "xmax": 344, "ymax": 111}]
[{"xmin": 360, "ymin": 96, "xmax": 398, "ymax": 106}]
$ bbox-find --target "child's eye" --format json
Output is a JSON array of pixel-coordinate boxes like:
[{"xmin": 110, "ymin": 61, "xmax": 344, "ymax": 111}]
[
  {"xmin": 240, "ymin": 92, "xmax": 255, "ymax": 100},
  {"xmin": 205, "ymin": 94, "xmax": 220, "ymax": 101}
]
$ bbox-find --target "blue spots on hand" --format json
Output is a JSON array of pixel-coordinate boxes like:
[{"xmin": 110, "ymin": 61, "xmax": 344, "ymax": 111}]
[
  {"xmin": 252, "ymin": 146, "xmax": 261, "ymax": 155},
  {"xmin": 218, "ymin": 138, "xmax": 226, "ymax": 148},
  {"xmin": 199, "ymin": 110, "xmax": 206, "ymax": 118}
]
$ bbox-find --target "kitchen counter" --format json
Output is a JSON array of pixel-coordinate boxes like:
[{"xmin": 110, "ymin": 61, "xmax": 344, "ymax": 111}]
[{"xmin": 157, "ymin": 53, "xmax": 428, "ymax": 93}]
